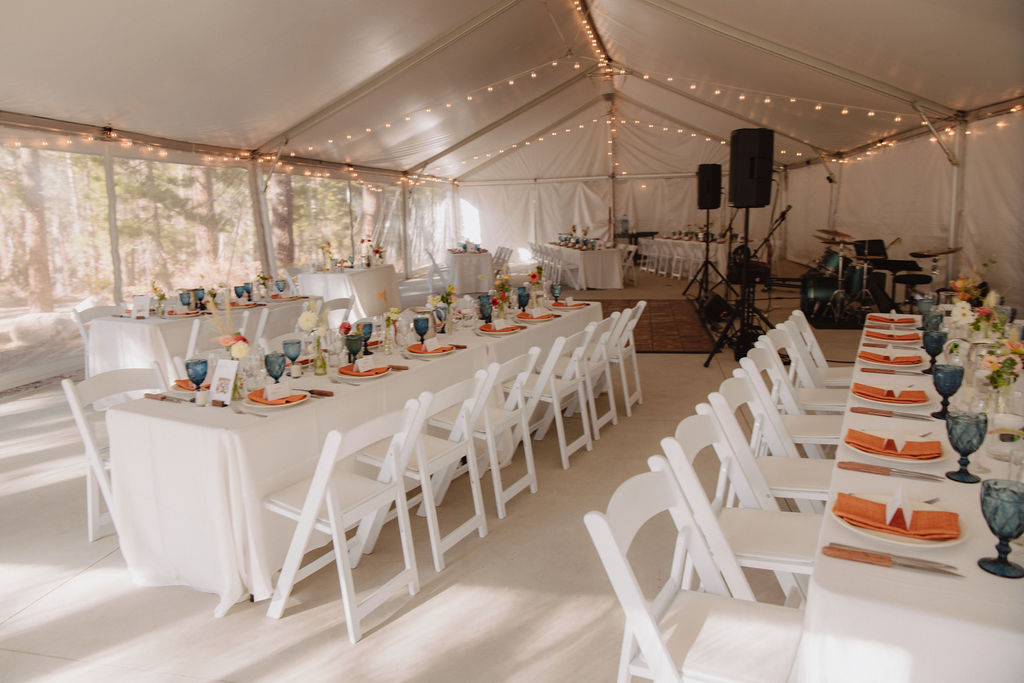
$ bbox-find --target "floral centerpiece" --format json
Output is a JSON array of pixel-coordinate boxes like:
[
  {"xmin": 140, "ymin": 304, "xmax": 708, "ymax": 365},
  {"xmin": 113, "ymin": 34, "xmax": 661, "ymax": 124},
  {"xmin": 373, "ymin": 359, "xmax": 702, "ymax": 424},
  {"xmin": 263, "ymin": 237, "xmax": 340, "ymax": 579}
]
[
  {"xmin": 950, "ymin": 300, "xmax": 976, "ymax": 327},
  {"xmin": 950, "ymin": 258, "xmax": 995, "ymax": 306},
  {"xmin": 492, "ymin": 270, "xmax": 512, "ymax": 319},
  {"xmin": 206, "ymin": 301, "xmax": 250, "ymax": 398},
  {"xmin": 298, "ymin": 301, "xmax": 328, "ymax": 375},
  {"xmin": 256, "ymin": 272, "xmax": 273, "ymax": 299},
  {"xmin": 427, "ymin": 283, "xmax": 456, "ymax": 334},
  {"xmin": 980, "ymin": 340, "xmax": 1024, "ymax": 391},
  {"xmin": 527, "ymin": 265, "xmax": 543, "ymax": 306},
  {"xmin": 317, "ymin": 241, "xmax": 333, "ymax": 271},
  {"xmin": 151, "ymin": 281, "xmax": 167, "ymax": 315},
  {"xmin": 382, "ymin": 307, "xmax": 401, "ymax": 354},
  {"xmin": 971, "ymin": 306, "xmax": 1007, "ymax": 338}
]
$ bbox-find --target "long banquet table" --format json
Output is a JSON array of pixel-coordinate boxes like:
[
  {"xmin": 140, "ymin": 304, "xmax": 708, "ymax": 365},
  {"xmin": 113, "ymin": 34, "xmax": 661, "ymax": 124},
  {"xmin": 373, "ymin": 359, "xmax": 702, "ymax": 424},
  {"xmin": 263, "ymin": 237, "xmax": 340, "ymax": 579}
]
[
  {"xmin": 106, "ymin": 303, "xmax": 603, "ymax": 616},
  {"xmin": 795, "ymin": 316, "xmax": 1024, "ymax": 682},
  {"xmin": 298, "ymin": 265, "xmax": 401, "ymax": 318},
  {"xmin": 550, "ymin": 245, "xmax": 622, "ymax": 290}
]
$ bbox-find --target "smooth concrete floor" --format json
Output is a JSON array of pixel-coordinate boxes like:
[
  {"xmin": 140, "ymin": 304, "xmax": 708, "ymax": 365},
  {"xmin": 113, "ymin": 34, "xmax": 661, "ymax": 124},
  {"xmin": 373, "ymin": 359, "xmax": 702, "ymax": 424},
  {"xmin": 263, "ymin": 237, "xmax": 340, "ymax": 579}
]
[{"xmin": 0, "ymin": 281, "xmax": 863, "ymax": 682}]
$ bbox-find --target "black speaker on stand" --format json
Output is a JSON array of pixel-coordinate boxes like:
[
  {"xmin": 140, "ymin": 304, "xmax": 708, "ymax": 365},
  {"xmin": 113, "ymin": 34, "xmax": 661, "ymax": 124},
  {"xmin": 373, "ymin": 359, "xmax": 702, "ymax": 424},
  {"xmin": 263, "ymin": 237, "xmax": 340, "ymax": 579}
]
[
  {"xmin": 684, "ymin": 164, "xmax": 731, "ymax": 309},
  {"xmin": 704, "ymin": 129, "xmax": 776, "ymax": 366}
]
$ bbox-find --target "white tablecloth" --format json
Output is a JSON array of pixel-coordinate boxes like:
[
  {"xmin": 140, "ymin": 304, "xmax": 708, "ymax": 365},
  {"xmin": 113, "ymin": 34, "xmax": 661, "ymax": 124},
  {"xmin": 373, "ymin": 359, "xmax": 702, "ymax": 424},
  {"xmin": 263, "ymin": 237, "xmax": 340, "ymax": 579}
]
[
  {"xmin": 446, "ymin": 251, "xmax": 493, "ymax": 294},
  {"xmin": 551, "ymin": 246, "xmax": 623, "ymax": 290},
  {"xmin": 298, "ymin": 266, "xmax": 401, "ymax": 319},
  {"xmin": 107, "ymin": 303, "xmax": 603, "ymax": 616},
  {"xmin": 795, "ymin": 320, "xmax": 1024, "ymax": 682}
]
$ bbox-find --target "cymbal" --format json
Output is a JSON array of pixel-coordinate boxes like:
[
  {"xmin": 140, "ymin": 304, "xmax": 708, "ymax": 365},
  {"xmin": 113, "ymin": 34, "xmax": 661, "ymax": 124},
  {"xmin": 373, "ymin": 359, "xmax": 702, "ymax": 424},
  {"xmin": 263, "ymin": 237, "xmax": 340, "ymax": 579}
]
[
  {"xmin": 910, "ymin": 246, "xmax": 962, "ymax": 258},
  {"xmin": 815, "ymin": 228, "xmax": 854, "ymax": 240},
  {"xmin": 852, "ymin": 254, "xmax": 885, "ymax": 260},
  {"xmin": 818, "ymin": 238, "xmax": 854, "ymax": 246}
]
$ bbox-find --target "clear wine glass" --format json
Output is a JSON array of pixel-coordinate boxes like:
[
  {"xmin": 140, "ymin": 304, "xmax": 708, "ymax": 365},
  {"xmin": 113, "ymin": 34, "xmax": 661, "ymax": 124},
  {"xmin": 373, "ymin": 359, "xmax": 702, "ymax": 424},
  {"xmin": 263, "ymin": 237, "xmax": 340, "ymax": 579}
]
[
  {"xmin": 946, "ymin": 410, "xmax": 988, "ymax": 484},
  {"xmin": 977, "ymin": 480, "xmax": 1024, "ymax": 578}
]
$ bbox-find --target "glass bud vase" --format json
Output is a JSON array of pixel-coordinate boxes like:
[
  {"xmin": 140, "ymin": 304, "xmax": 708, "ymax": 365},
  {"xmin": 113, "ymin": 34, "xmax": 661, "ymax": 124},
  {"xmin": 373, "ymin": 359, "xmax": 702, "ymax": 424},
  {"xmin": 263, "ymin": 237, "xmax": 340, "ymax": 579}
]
[
  {"xmin": 314, "ymin": 335, "xmax": 328, "ymax": 376},
  {"xmin": 383, "ymin": 324, "xmax": 393, "ymax": 355}
]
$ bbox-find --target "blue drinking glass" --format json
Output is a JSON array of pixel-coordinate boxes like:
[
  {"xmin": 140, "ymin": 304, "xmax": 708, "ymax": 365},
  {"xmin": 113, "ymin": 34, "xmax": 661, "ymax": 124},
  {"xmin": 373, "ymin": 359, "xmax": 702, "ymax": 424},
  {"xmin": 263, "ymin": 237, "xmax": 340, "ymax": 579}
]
[
  {"xmin": 550, "ymin": 283, "xmax": 563, "ymax": 302},
  {"xmin": 193, "ymin": 288, "xmax": 205, "ymax": 311},
  {"xmin": 946, "ymin": 410, "xmax": 987, "ymax": 484},
  {"xmin": 184, "ymin": 357, "xmax": 208, "ymax": 392},
  {"xmin": 978, "ymin": 480, "xmax": 1024, "ymax": 578},
  {"xmin": 916, "ymin": 297, "xmax": 935, "ymax": 314},
  {"xmin": 275, "ymin": 279, "xmax": 287, "ymax": 294},
  {"xmin": 921, "ymin": 311, "xmax": 943, "ymax": 333},
  {"xmin": 234, "ymin": 285, "xmax": 246, "ymax": 301},
  {"xmin": 413, "ymin": 316, "xmax": 430, "ymax": 344},
  {"xmin": 178, "ymin": 290, "xmax": 192, "ymax": 308},
  {"xmin": 264, "ymin": 352, "xmax": 286, "ymax": 383},
  {"xmin": 282, "ymin": 339, "xmax": 302, "ymax": 366},
  {"xmin": 344, "ymin": 333, "xmax": 364, "ymax": 364},
  {"xmin": 358, "ymin": 321, "xmax": 373, "ymax": 355},
  {"xmin": 517, "ymin": 290, "xmax": 530, "ymax": 313},
  {"xmin": 243, "ymin": 282, "xmax": 253, "ymax": 302},
  {"xmin": 922, "ymin": 330, "xmax": 947, "ymax": 375},
  {"xmin": 478, "ymin": 300, "xmax": 493, "ymax": 324},
  {"xmin": 930, "ymin": 363, "xmax": 963, "ymax": 420}
]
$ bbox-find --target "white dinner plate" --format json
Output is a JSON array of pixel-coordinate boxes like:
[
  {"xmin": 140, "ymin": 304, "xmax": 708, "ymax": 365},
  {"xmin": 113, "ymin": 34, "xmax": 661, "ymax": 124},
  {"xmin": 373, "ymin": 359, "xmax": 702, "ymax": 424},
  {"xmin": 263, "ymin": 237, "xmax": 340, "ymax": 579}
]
[
  {"xmin": 547, "ymin": 302, "xmax": 588, "ymax": 311},
  {"xmin": 243, "ymin": 390, "xmax": 310, "ymax": 409},
  {"xmin": 164, "ymin": 311, "xmax": 203, "ymax": 318},
  {"xmin": 865, "ymin": 316, "xmax": 918, "ymax": 327},
  {"xmin": 852, "ymin": 384, "xmax": 937, "ymax": 408},
  {"xmin": 477, "ymin": 324, "xmax": 524, "ymax": 336},
  {"xmin": 843, "ymin": 429, "xmax": 950, "ymax": 464},
  {"xmin": 831, "ymin": 494, "xmax": 965, "ymax": 549},
  {"xmin": 516, "ymin": 313, "xmax": 556, "ymax": 324}
]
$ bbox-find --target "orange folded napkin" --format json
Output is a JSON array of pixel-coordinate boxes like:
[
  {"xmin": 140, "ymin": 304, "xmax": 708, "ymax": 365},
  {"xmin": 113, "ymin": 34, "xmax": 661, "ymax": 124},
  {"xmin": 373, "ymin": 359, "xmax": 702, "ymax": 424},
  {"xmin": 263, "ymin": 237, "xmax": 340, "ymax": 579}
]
[
  {"xmin": 230, "ymin": 302, "xmax": 259, "ymax": 308},
  {"xmin": 174, "ymin": 379, "xmax": 209, "ymax": 390},
  {"xmin": 865, "ymin": 329, "xmax": 920, "ymax": 341},
  {"xmin": 857, "ymin": 350, "xmax": 923, "ymax": 365},
  {"xmin": 480, "ymin": 323, "xmax": 524, "ymax": 332},
  {"xmin": 852, "ymin": 382, "xmax": 928, "ymax": 404},
  {"xmin": 552, "ymin": 301, "xmax": 586, "ymax": 308},
  {"xmin": 867, "ymin": 314, "xmax": 915, "ymax": 324},
  {"xmin": 833, "ymin": 493, "xmax": 959, "ymax": 540},
  {"xmin": 844, "ymin": 428, "xmax": 943, "ymax": 460},
  {"xmin": 246, "ymin": 389, "xmax": 305, "ymax": 406},
  {"xmin": 407, "ymin": 343, "xmax": 455, "ymax": 354},
  {"xmin": 338, "ymin": 364, "xmax": 389, "ymax": 377},
  {"xmin": 516, "ymin": 312, "xmax": 555, "ymax": 320}
]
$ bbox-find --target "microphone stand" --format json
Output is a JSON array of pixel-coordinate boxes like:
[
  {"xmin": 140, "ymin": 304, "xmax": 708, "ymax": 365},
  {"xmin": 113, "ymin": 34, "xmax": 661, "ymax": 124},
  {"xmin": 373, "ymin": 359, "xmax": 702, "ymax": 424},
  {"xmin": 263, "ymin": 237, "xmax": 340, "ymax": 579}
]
[{"xmin": 682, "ymin": 208, "xmax": 733, "ymax": 302}]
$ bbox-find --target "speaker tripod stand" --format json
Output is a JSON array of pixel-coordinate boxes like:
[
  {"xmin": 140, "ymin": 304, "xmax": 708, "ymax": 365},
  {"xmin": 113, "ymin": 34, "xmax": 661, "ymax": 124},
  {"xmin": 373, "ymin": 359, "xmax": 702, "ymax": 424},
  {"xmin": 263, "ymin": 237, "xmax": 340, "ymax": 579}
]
[
  {"xmin": 704, "ymin": 208, "xmax": 773, "ymax": 365},
  {"xmin": 682, "ymin": 208, "xmax": 732, "ymax": 302}
]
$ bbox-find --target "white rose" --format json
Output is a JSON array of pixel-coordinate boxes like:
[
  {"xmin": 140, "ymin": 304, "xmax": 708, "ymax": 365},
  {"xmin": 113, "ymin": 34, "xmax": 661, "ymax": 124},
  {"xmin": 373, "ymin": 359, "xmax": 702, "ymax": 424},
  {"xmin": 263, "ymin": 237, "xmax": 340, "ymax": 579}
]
[
  {"xmin": 298, "ymin": 310, "xmax": 318, "ymax": 332},
  {"xmin": 230, "ymin": 340, "xmax": 250, "ymax": 359}
]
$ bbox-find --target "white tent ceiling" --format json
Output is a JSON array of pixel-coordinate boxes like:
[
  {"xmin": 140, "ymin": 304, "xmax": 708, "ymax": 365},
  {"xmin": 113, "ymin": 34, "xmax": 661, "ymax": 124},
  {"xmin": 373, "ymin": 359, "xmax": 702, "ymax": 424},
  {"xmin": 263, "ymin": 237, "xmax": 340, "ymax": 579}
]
[{"xmin": 2, "ymin": 0, "xmax": 1020, "ymax": 178}]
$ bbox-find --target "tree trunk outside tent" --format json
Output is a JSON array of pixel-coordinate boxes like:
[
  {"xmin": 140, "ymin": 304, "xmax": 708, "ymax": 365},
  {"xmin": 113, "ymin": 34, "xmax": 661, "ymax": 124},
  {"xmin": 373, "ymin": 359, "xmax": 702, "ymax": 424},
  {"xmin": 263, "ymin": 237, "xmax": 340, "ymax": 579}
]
[
  {"xmin": 15, "ymin": 148, "xmax": 53, "ymax": 313},
  {"xmin": 191, "ymin": 166, "xmax": 219, "ymax": 260},
  {"xmin": 269, "ymin": 173, "xmax": 295, "ymax": 266}
]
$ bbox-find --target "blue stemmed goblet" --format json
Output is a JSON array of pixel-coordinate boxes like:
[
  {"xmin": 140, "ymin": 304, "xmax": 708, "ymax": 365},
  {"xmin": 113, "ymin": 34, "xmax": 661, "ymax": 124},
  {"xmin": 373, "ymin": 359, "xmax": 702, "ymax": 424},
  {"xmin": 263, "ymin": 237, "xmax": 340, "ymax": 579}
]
[
  {"xmin": 413, "ymin": 316, "xmax": 430, "ymax": 344},
  {"xmin": 922, "ymin": 330, "xmax": 947, "ymax": 375},
  {"xmin": 234, "ymin": 285, "xmax": 246, "ymax": 301},
  {"xmin": 517, "ymin": 290, "xmax": 530, "ymax": 313},
  {"xmin": 264, "ymin": 352, "xmax": 287, "ymax": 383},
  {"xmin": 243, "ymin": 282, "xmax": 253, "ymax": 302},
  {"xmin": 978, "ymin": 480, "xmax": 1024, "ymax": 578},
  {"xmin": 358, "ymin": 321, "xmax": 373, "ymax": 355},
  {"xmin": 921, "ymin": 310, "xmax": 943, "ymax": 333},
  {"xmin": 282, "ymin": 339, "xmax": 302, "ymax": 368},
  {"xmin": 193, "ymin": 288, "xmax": 206, "ymax": 311},
  {"xmin": 946, "ymin": 410, "xmax": 987, "ymax": 484},
  {"xmin": 178, "ymin": 290, "xmax": 192, "ymax": 309},
  {"xmin": 184, "ymin": 357, "xmax": 208, "ymax": 393},
  {"xmin": 930, "ymin": 363, "xmax": 963, "ymax": 420},
  {"xmin": 916, "ymin": 296, "xmax": 935, "ymax": 314},
  {"xmin": 550, "ymin": 283, "xmax": 563, "ymax": 302},
  {"xmin": 344, "ymin": 333, "xmax": 364, "ymax": 365},
  {"xmin": 275, "ymin": 279, "xmax": 287, "ymax": 295},
  {"xmin": 478, "ymin": 300, "xmax": 493, "ymax": 324}
]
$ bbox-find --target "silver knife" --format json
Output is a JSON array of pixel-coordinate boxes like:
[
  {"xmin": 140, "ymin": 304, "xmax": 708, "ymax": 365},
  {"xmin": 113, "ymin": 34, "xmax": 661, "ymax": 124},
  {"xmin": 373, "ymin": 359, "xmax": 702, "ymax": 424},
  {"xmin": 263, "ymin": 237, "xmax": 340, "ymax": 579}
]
[
  {"xmin": 850, "ymin": 406, "xmax": 934, "ymax": 422},
  {"xmin": 823, "ymin": 544, "xmax": 963, "ymax": 577},
  {"xmin": 837, "ymin": 461, "xmax": 946, "ymax": 481},
  {"xmin": 827, "ymin": 543, "xmax": 959, "ymax": 571},
  {"xmin": 861, "ymin": 368, "xmax": 924, "ymax": 377}
]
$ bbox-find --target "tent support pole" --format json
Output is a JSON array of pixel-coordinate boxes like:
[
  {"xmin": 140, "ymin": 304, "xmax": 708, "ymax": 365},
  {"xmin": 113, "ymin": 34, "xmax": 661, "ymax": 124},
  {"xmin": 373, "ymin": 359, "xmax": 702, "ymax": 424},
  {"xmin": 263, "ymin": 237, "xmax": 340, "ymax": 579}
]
[
  {"xmin": 256, "ymin": 0, "xmax": 525, "ymax": 154},
  {"xmin": 102, "ymin": 146, "xmax": 123, "ymax": 307},
  {"xmin": 401, "ymin": 178, "xmax": 411, "ymax": 279},
  {"xmin": 913, "ymin": 104, "xmax": 961, "ymax": 166},
  {"xmin": 248, "ymin": 161, "xmax": 275, "ymax": 277},
  {"xmin": 637, "ymin": 0, "xmax": 955, "ymax": 117},
  {"xmin": 947, "ymin": 119, "xmax": 968, "ymax": 280},
  {"xmin": 407, "ymin": 67, "xmax": 597, "ymax": 175}
]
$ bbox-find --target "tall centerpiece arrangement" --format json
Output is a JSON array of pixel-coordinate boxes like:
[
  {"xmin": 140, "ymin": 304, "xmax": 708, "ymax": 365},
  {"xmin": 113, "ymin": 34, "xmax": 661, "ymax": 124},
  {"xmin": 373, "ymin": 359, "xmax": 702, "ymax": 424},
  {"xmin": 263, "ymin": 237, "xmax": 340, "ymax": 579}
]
[
  {"xmin": 949, "ymin": 258, "xmax": 995, "ymax": 307},
  {"xmin": 492, "ymin": 269, "xmax": 512, "ymax": 320},
  {"xmin": 298, "ymin": 300, "xmax": 328, "ymax": 375},
  {"xmin": 150, "ymin": 281, "xmax": 167, "ymax": 316},
  {"xmin": 427, "ymin": 283, "xmax": 456, "ymax": 334},
  {"xmin": 382, "ymin": 307, "xmax": 401, "ymax": 355},
  {"xmin": 527, "ymin": 265, "xmax": 543, "ymax": 307},
  {"xmin": 317, "ymin": 241, "xmax": 333, "ymax": 271},
  {"xmin": 206, "ymin": 301, "xmax": 250, "ymax": 399},
  {"xmin": 256, "ymin": 272, "xmax": 273, "ymax": 300}
]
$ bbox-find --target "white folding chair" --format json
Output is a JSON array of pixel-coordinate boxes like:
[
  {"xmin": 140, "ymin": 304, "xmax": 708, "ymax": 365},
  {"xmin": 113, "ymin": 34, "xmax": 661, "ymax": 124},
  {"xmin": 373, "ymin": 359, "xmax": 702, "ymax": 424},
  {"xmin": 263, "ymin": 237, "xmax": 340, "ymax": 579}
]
[
  {"xmin": 669, "ymin": 242, "xmax": 685, "ymax": 280},
  {"xmin": 663, "ymin": 418, "xmax": 820, "ymax": 606},
  {"xmin": 577, "ymin": 313, "xmax": 620, "ymax": 437},
  {"xmin": 425, "ymin": 250, "xmax": 451, "ymax": 291},
  {"xmin": 185, "ymin": 315, "xmax": 238, "ymax": 359},
  {"xmin": 779, "ymin": 318, "xmax": 853, "ymax": 389},
  {"xmin": 617, "ymin": 244, "xmax": 638, "ymax": 286},
  {"xmin": 61, "ymin": 364, "xmax": 167, "ymax": 541},
  {"xmin": 321, "ymin": 297, "xmax": 353, "ymax": 330},
  {"xmin": 753, "ymin": 336, "xmax": 847, "ymax": 414},
  {"xmin": 360, "ymin": 373, "xmax": 490, "ymax": 572},
  {"xmin": 788, "ymin": 310, "xmax": 855, "ymax": 385},
  {"xmin": 282, "ymin": 266, "xmax": 304, "ymax": 296},
  {"xmin": 608, "ymin": 300, "xmax": 646, "ymax": 416},
  {"xmin": 585, "ymin": 453, "xmax": 804, "ymax": 683},
  {"xmin": 264, "ymin": 398, "xmax": 427, "ymax": 641},
  {"xmin": 73, "ymin": 302, "xmax": 122, "ymax": 377},
  {"xmin": 522, "ymin": 332, "xmax": 593, "ymax": 468}
]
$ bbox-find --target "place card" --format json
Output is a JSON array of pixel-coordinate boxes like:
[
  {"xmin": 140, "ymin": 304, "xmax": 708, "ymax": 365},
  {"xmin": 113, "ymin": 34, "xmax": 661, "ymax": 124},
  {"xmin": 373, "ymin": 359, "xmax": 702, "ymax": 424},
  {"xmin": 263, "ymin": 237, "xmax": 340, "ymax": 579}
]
[
  {"xmin": 209, "ymin": 359, "xmax": 239, "ymax": 405},
  {"xmin": 529, "ymin": 306, "xmax": 545, "ymax": 318},
  {"xmin": 564, "ymin": 296, "xmax": 575, "ymax": 306},
  {"xmin": 885, "ymin": 484, "xmax": 914, "ymax": 530},
  {"xmin": 424, "ymin": 337, "xmax": 441, "ymax": 352},
  {"xmin": 355, "ymin": 355, "xmax": 377, "ymax": 373},
  {"xmin": 491, "ymin": 317, "xmax": 508, "ymax": 330},
  {"xmin": 264, "ymin": 379, "xmax": 292, "ymax": 402},
  {"xmin": 132, "ymin": 295, "xmax": 151, "ymax": 318}
]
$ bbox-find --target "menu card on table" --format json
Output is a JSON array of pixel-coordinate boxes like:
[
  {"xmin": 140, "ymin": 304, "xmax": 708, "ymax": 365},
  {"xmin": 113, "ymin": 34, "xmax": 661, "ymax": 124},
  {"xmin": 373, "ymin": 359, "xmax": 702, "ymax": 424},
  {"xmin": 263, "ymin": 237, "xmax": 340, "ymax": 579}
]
[
  {"xmin": 210, "ymin": 359, "xmax": 239, "ymax": 405},
  {"xmin": 132, "ymin": 295, "xmax": 151, "ymax": 318}
]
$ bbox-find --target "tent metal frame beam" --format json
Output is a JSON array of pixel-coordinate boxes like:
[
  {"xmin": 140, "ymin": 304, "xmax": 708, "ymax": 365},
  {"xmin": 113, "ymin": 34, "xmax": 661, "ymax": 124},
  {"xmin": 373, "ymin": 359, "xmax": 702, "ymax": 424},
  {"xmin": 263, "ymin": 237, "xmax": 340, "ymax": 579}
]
[
  {"xmin": 457, "ymin": 96, "xmax": 604, "ymax": 181},
  {"xmin": 615, "ymin": 93, "xmax": 730, "ymax": 150},
  {"xmin": 628, "ymin": 70, "xmax": 831, "ymax": 156},
  {"xmin": 407, "ymin": 67, "xmax": 597, "ymax": 174},
  {"xmin": 913, "ymin": 103, "xmax": 961, "ymax": 166},
  {"xmin": 256, "ymin": 0, "xmax": 525, "ymax": 155},
  {"xmin": 637, "ymin": 0, "xmax": 957, "ymax": 118}
]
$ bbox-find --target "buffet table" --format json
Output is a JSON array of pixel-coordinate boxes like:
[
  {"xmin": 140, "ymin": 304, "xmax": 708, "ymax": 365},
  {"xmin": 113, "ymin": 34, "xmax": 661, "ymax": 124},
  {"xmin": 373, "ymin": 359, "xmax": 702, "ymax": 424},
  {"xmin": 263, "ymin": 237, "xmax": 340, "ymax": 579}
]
[
  {"xmin": 446, "ymin": 251, "xmax": 492, "ymax": 294},
  {"xmin": 795, "ymin": 316, "xmax": 1024, "ymax": 682},
  {"xmin": 298, "ymin": 265, "xmax": 400, "ymax": 318},
  {"xmin": 107, "ymin": 303, "xmax": 603, "ymax": 616},
  {"xmin": 551, "ymin": 246, "xmax": 622, "ymax": 290}
]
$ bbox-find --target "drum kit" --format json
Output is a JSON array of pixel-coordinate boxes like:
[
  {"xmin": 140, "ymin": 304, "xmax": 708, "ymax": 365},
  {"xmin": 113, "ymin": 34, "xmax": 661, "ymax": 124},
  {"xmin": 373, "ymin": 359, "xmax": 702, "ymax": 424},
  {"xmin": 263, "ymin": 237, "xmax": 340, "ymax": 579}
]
[{"xmin": 801, "ymin": 228, "xmax": 962, "ymax": 323}]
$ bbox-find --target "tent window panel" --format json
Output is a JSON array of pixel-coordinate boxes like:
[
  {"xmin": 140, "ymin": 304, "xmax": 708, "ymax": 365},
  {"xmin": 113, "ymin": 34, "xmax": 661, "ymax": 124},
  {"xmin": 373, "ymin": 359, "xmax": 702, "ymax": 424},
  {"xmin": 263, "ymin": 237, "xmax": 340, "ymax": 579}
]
[
  {"xmin": 407, "ymin": 184, "xmax": 454, "ymax": 276},
  {"xmin": 111, "ymin": 159, "xmax": 259, "ymax": 298},
  {"xmin": 356, "ymin": 183, "xmax": 403, "ymax": 275},
  {"xmin": 0, "ymin": 145, "xmax": 112, "ymax": 380},
  {"xmin": 269, "ymin": 174, "xmax": 356, "ymax": 269}
]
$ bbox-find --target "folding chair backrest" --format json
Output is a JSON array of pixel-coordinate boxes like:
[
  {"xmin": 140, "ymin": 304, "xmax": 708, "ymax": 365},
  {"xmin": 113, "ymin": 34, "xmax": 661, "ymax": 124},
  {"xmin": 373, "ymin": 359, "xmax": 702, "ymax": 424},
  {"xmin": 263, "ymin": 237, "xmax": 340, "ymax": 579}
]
[
  {"xmin": 766, "ymin": 324, "xmax": 822, "ymax": 389},
  {"xmin": 558, "ymin": 326, "xmax": 593, "ymax": 381},
  {"xmin": 788, "ymin": 310, "xmax": 828, "ymax": 370},
  {"xmin": 730, "ymin": 367, "xmax": 804, "ymax": 461},
  {"xmin": 586, "ymin": 313, "xmax": 620, "ymax": 364},
  {"xmin": 283, "ymin": 267, "xmax": 303, "ymax": 296},
  {"xmin": 425, "ymin": 369, "xmax": 490, "ymax": 442},
  {"xmin": 73, "ymin": 304, "xmax": 122, "ymax": 343},
  {"xmin": 743, "ymin": 345, "xmax": 804, "ymax": 416},
  {"xmin": 528, "ymin": 336, "xmax": 567, "ymax": 414},
  {"xmin": 494, "ymin": 347, "xmax": 540, "ymax": 404}
]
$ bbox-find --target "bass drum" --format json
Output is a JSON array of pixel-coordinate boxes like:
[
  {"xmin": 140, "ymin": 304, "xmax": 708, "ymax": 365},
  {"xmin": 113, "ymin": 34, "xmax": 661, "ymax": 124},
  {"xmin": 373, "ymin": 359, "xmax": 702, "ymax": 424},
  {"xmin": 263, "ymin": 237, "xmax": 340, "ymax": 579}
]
[
  {"xmin": 800, "ymin": 273, "xmax": 837, "ymax": 319},
  {"xmin": 817, "ymin": 248, "xmax": 851, "ymax": 277},
  {"xmin": 845, "ymin": 264, "xmax": 868, "ymax": 295}
]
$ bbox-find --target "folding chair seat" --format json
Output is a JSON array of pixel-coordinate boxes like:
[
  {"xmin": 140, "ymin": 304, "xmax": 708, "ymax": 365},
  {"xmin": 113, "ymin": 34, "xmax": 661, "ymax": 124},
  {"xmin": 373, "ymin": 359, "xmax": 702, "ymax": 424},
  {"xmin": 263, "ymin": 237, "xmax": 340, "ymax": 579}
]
[
  {"xmin": 607, "ymin": 300, "xmax": 645, "ymax": 416},
  {"xmin": 663, "ymin": 417, "xmax": 821, "ymax": 605},
  {"xmin": 755, "ymin": 334, "xmax": 847, "ymax": 414},
  {"xmin": 513, "ymin": 335, "xmax": 593, "ymax": 469},
  {"xmin": 431, "ymin": 352, "xmax": 539, "ymax": 519},
  {"xmin": 359, "ymin": 373, "xmax": 490, "ymax": 572},
  {"xmin": 61, "ymin": 364, "xmax": 168, "ymax": 541},
  {"xmin": 585, "ymin": 452, "xmax": 803, "ymax": 683},
  {"xmin": 73, "ymin": 301, "xmax": 123, "ymax": 377},
  {"xmin": 264, "ymin": 398, "xmax": 427, "ymax": 641}
]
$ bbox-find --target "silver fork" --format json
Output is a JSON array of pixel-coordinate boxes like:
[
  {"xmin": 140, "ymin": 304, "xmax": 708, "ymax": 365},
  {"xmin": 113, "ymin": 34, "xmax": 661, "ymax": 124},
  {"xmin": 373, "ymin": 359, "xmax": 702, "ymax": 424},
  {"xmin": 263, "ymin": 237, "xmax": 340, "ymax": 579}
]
[{"xmin": 230, "ymin": 403, "xmax": 268, "ymax": 418}]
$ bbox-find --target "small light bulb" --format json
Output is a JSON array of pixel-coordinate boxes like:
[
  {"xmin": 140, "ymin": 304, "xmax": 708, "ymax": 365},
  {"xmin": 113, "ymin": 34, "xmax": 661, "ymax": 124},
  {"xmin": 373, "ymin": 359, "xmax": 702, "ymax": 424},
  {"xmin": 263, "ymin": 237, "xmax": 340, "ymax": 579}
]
[
  {"xmin": 764, "ymin": 97, "xmax": 771, "ymax": 103},
  {"xmin": 789, "ymin": 97, "xmax": 797, "ymax": 103},
  {"xmin": 738, "ymin": 94, "xmax": 746, "ymax": 100},
  {"xmin": 690, "ymin": 84, "xmax": 697, "ymax": 90},
  {"xmin": 508, "ymin": 79, "xmax": 514, "ymax": 85},
  {"xmin": 643, "ymin": 74, "xmax": 650, "ymax": 79},
  {"xmin": 841, "ymin": 108, "xmax": 849, "ymax": 115},
  {"xmin": 867, "ymin": 111, "xmax": 875, "ymax": 117},
  {"xmin": 814, "ymin": 104, "xmax": 822, "ymax": 111},
  {"xmin": 713, "ymin": 89, "xmax": 721, "ymax": 95},
  {"xmin": 531, "ymin": 72, "xmax": 537, "ymax": 78},
  {"xmin": 894, "ymin": 116, "xmax": 902, "ymax": 123}
]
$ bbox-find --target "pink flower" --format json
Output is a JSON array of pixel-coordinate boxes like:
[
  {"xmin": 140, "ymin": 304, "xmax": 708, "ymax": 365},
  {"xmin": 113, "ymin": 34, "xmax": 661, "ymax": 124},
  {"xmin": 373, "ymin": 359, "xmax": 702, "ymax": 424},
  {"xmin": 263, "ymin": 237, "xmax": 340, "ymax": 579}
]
[
  {"xmin": 1004, "ymin": 340, "xmax": 1024, "ymax": 355},
  {"xmin": 216, "ymin": 334, "xmax": 236, "ymax": 347},
  {"xmin": 973, "ymin": 307, "xmax": 993, "ymax": 319},
  {"xmin": 980, "ymin": 354, "xmax": 1001, "ymax": 371},
  {"xmin": 528, "ymin": 272, "xmax": 540, "ymax": 283}
]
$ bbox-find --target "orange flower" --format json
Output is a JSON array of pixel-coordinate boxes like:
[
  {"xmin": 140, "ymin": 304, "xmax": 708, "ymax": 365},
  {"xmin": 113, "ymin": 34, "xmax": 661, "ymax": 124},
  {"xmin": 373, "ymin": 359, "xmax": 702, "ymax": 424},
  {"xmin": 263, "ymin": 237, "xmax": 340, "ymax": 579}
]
[{"xmin": 528, "ymin": 272, "xmax": 540, "ymax": 283}]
